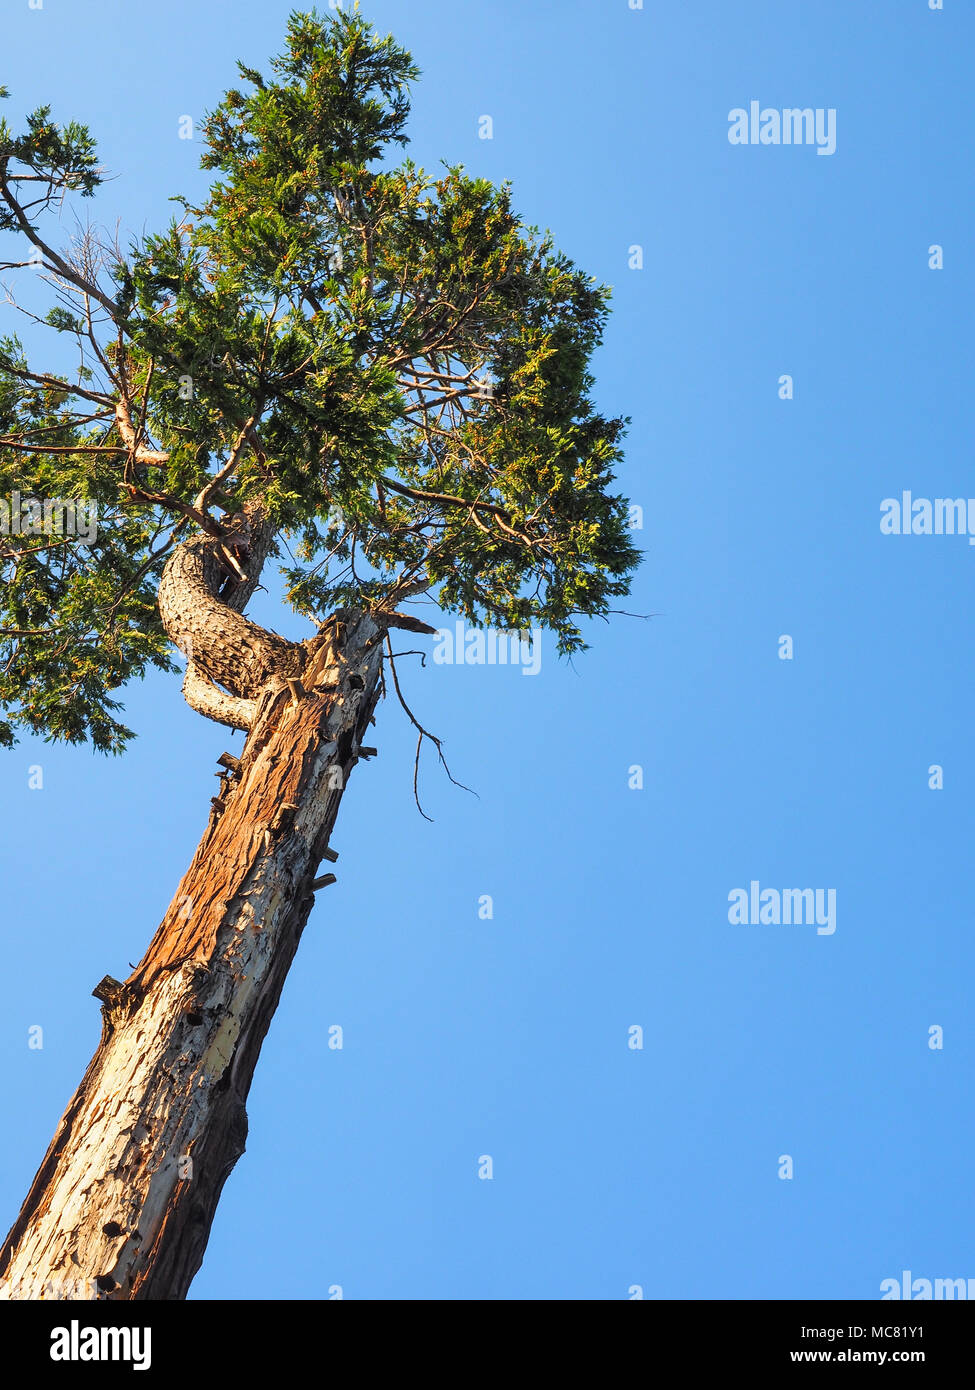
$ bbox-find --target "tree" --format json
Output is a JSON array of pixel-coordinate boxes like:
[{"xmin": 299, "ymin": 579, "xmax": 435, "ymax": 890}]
[{"xmin": 0, "ymin": 10, "xmax": 638, "ymax": 1300}]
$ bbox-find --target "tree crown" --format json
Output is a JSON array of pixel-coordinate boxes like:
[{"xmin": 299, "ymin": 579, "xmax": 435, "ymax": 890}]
[{"xmin": 0, "ymin": 8, "xmax": 639, "ymax": 751}]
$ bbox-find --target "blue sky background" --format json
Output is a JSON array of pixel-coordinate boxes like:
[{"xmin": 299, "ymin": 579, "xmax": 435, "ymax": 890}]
[{"xmin": 1, "ymin": 0, "xmax": 972, "ymax": 1300}]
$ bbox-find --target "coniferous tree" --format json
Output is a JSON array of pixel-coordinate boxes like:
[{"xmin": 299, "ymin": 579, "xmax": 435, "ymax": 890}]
[{"xmin": 0, "ymin": 10, "xmax": 638, "ymax": 1299}]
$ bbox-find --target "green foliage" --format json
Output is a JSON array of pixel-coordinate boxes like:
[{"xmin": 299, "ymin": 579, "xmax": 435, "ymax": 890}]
[
  {"xmin": 0, "ymin": 341, "xmax": 179, "ymax": 750},
  {"xmin": 0, "ymin": 7, "xmax": 639, "ymax": 750}
]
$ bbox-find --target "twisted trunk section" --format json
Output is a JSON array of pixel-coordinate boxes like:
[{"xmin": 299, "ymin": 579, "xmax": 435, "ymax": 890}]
[
  {"xmin": 0, "ymin": 518, "xmax": 387, "ymax": 1300},
  {"xmin": 156, "ymin": 514, "xmax": 304, "ymax": 716}
]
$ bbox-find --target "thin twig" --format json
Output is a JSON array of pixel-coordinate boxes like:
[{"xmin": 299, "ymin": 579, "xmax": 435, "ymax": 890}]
[{"xmin": 384, "ymin": 631, "xmax": 476, "ymax": 820}]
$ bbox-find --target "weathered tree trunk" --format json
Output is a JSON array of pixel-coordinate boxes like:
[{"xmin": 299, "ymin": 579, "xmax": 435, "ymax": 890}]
[{"xmin": 0, "ymin": 521, "xmax": 390, "ymax": 1300}]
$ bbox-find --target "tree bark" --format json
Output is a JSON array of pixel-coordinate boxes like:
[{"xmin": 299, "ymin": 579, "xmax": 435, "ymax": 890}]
[{"xmin": 0, "ymin": 523, "xmax": 389, "ymax": 1300}]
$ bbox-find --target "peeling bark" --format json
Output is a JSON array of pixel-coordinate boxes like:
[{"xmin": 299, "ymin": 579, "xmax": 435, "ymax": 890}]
[
  {"xmin": 0, "ymin": 609, "xmax": 385, "ymax": 1300},
  {"xmin": 0, "ymin": 515, "xmax": 393, "ymax": 1300}
]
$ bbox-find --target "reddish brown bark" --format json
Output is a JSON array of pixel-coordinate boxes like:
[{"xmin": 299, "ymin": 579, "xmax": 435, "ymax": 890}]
[{"xmin": 0, "ymin": 528, "xmax": 390, "ymax": 1298}]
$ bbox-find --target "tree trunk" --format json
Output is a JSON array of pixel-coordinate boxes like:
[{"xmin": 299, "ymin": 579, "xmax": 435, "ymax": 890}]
[{"xmin": 0, "ymin": 521, "xmax": 390, "ymax": 1300}]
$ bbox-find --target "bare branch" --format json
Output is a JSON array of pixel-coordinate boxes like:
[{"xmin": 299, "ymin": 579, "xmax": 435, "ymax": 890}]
[
  {"xmin": 384, "ymin": 631, "xmax": 476, "ymax": 820},
  {"xmin": 0, "ymin": 169, "xmax": 120, "ymax": 320}
]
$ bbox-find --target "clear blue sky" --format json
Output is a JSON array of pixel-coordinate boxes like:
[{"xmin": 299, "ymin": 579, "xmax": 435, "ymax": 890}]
[{"xmin": 1, "ymin": 0, "xmax": 972, "ymax": 1300}]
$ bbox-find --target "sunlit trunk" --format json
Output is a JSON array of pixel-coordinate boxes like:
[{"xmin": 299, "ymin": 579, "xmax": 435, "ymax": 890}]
[{"xmin": 0, "ymin": 522, "xmax": 386, "ymax": 1299}]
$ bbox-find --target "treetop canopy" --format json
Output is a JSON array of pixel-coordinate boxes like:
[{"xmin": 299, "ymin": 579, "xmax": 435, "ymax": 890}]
[{"xmin": 0, "ymin": 7, "xmax": 639, "ymax": 752}]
